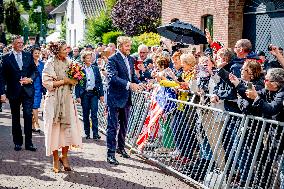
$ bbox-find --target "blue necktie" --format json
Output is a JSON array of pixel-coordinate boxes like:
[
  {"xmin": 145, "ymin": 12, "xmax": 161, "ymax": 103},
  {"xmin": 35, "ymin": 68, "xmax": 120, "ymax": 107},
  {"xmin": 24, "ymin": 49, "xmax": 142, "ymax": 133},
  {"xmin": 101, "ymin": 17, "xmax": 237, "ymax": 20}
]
[{"xmin": 16, "ymin": 53, "xmax": 23, "ymax": 70}]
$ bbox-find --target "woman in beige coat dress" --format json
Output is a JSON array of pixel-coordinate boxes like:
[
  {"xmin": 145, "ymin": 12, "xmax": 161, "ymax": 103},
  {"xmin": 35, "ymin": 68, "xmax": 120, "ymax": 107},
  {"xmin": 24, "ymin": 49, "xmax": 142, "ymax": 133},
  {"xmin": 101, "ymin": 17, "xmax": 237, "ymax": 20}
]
[{"xmin": 42, "ymin": 41, "xmax": 82, "ymax": 173}]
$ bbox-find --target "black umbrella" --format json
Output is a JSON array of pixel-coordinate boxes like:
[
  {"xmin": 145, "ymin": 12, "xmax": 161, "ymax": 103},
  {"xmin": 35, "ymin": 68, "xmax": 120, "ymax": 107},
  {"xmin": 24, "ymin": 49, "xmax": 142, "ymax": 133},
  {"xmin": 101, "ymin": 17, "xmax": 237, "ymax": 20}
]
[{"xmin": 157, "ymin": 21, "xmax": 208, "ymax": 45}]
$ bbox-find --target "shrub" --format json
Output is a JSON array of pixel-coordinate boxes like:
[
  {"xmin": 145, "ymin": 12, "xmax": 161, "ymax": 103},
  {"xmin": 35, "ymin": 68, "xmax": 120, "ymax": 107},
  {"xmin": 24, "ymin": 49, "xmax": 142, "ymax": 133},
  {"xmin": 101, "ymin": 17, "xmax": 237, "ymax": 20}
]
[
  {"xmin": 131, "ymin": 32, "xmax": 160, "ymax": 53},
  {"xmin": 85, "ymin": 11, "xmax": 116, "ymax": 46},
  {"xmin": 102, "ymin": 31, "xmax": 123, "ymax": 44}
]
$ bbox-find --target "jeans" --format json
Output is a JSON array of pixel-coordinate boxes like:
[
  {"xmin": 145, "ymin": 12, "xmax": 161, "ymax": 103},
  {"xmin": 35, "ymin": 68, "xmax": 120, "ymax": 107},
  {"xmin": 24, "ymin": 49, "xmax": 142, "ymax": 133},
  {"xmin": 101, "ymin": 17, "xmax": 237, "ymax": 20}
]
[{"xmin": 81, "ymin": 91, "xmax": 99, "ymax": 137}]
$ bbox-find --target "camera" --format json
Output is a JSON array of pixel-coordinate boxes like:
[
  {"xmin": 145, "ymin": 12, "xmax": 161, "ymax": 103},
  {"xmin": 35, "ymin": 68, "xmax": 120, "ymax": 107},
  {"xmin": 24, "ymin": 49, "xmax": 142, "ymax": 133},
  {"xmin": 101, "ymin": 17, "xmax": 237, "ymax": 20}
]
[{"xmin": 268, "ymin": 45, "xmax": 273, "ymax": 51}]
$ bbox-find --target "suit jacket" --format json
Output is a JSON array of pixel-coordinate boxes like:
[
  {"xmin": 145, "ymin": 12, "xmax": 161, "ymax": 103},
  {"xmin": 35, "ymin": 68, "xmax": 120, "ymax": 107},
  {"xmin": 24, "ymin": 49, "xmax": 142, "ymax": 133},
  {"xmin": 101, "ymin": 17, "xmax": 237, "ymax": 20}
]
[
  {"xmin": 75, "ymin": 65, "xmax": 104, "ymax": 98},
  {"xmin": 106, "ymin": 51, "xmax": 140, "ymax": 108},
  {"xmin": 0, "ymin": 51, "xmax": 38, "ymax": 99},
  {"xmin": 0, "ymin": 60, "xmax": 4, "ymax": 95}
]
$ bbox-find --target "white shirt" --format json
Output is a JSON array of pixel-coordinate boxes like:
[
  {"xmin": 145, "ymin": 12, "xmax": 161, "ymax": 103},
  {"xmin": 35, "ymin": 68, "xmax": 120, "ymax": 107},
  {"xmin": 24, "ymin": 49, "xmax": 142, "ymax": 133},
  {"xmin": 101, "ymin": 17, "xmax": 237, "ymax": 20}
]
[
  {"xmin": 117, "ymin": 50, "xmax": 131, "ymax": 90},
  {"xmin": 85, "ymin": 65, "xmax": 96, "ymax": 90}
]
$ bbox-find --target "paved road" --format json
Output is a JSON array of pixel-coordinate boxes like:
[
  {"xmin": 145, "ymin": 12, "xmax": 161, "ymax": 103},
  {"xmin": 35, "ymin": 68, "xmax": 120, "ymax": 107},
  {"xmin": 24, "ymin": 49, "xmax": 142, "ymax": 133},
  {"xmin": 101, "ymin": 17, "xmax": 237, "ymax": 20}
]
[{"xmin": 0, "ymin": 103, "xmax": 195, "ymax": 189}]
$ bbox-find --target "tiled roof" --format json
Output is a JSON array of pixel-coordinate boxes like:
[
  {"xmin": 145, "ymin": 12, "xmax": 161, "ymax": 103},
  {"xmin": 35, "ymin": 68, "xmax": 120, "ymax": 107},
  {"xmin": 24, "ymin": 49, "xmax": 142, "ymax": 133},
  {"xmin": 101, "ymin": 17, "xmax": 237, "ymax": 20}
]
[
  {"xmin": 50, "ymin": 0, "xmax": 68, "ymax": 14},
  {"xmin": 80, "ymin": 0, "xmax": 107, "ymax": 18}
]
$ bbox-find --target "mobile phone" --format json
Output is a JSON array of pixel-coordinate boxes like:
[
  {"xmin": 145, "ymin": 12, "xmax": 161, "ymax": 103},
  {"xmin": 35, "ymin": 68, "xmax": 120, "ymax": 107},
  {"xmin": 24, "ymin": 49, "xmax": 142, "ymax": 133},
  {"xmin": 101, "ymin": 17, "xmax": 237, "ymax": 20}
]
[
  {"xmin": 222, "ymin": 69, "xmax": 230, "ymax": 79},
  {"xmin": 268, "ymin": 45, "xmax": 272, "ymax": 51},
  {"xmin": 247, "ymin": 82, "xmax": 253, "ymax": 90}
]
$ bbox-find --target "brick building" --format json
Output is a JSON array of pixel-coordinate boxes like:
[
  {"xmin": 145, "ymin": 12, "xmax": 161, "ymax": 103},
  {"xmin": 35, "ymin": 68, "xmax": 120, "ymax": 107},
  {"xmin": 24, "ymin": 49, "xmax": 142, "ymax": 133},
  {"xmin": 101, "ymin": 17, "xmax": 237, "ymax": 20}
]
[{"xmin": 162, "ymin": 0, "xmax": 284, "ymax": 55}]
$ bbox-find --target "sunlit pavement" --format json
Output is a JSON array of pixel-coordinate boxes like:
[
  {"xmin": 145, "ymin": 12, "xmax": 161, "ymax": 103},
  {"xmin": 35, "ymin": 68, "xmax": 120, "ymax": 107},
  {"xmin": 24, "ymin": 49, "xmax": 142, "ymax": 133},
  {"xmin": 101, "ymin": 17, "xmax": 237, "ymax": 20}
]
[{"xmin": 0, "ymin": 103, "xmax": 195, "ymax": 189}]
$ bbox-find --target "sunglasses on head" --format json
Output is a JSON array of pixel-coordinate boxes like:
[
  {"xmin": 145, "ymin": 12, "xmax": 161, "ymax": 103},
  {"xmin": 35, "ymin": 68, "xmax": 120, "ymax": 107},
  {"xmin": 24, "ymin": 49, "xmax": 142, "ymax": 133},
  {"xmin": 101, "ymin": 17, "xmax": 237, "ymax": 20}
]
[{"xmin": 264, "ymin": 79, "xmax": 275, "ymax": 83}]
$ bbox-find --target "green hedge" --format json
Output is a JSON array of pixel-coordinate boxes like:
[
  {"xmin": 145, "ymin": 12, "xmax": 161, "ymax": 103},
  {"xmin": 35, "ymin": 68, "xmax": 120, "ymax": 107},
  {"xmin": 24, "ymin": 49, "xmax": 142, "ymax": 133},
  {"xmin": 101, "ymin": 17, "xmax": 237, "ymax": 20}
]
[
  {"xmin": 102, "ymin": 31, "xmax": 123, "ymax": 44},
  {"xmin": 131, "ymin": 32, "xmax": 161, "ymax": 53}
]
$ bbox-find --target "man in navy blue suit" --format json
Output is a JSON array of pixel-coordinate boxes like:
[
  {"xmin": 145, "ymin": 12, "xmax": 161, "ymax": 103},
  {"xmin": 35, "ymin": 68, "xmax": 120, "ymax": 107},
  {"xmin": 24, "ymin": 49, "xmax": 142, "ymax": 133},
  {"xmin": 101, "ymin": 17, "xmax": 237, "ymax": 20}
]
[
  {"xmin": 0, "ymin": 35, "xmax": 38, "ymax": 151},
  {"xmin": 106, "ymin": 36, "xmax": 144, "ymax": 165},
  {"xmin": 75, "ymin": 51, "xmax": 104, "ymax": 140}
]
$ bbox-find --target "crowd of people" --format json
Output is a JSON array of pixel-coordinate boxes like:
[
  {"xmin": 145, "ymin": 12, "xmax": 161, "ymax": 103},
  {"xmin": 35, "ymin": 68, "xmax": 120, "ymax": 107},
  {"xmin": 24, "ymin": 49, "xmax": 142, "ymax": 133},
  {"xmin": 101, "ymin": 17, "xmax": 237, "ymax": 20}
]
[{"xmin": 0, "ymin": 31, "xmax": 284, "ymax": 187}]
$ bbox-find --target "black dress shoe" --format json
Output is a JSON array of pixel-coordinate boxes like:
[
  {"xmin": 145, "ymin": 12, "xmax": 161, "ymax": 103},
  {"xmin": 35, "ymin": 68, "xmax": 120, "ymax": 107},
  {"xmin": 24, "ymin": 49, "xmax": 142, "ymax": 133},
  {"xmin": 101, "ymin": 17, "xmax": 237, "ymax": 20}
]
[
  {"xmin": 25, "ymin": 145, "xmax": 37, "ymax": 151},
  {"xmin": 107, "ymin": 155, "xmax": 119, "ymax": 165},
  {"xmin": 93, "ymin": 135, "xmax": 101, "ymax": 140},
  {"xmin": 32, "ymin": 129, "xmax": 41, "ymax": 133},
  {"xmin": 116, "ymin": 148, "xmax": 130, "ymax": 158},
  {"xmin": 85, "ymin": 136, "xmax": 91, "ymax": 139},
  {"xmin": 14, "ymin": 145, "xmax": 22, "ymax": 151}
]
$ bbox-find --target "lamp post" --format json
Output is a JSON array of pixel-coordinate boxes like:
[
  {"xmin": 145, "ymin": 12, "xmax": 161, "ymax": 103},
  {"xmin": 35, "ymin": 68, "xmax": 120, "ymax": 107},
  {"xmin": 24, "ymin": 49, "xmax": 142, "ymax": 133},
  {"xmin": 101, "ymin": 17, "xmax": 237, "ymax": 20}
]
[
  {"xmin": 23, "ymin": 26, "xmax": 29, "ymax": 44},
  {"xmin": 34, "ymin": 5, "xmax": 43, "ymax": 44},
  {"xmin": 29, "ymin": 0, "xmax": 44, "ymax": 45}
]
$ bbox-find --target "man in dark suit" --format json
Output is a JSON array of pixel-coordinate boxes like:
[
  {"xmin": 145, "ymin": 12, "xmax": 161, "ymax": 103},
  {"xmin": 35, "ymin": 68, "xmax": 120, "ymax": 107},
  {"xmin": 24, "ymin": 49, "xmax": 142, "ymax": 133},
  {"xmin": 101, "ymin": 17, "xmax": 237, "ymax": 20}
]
[
  {"xmin": 106, "ymin": 36, "xmax": 144, "ymax": 165},
  {"xmin": 0, "ymin": 53, "xmax": 4, "ymax": 112},
  {"xmin": 0, "ymin": 35, "xmax": 38, "ymax": 151},
  {"xmin": 75, "ymin": 51, "xmax": 104, "ymax": 140}
]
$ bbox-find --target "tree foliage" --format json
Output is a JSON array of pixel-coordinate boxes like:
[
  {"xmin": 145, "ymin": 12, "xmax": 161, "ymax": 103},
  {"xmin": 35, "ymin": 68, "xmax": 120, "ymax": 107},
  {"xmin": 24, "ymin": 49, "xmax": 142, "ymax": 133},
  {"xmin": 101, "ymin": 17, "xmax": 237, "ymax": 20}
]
[
  {"xmin": 105, "ymin": 0, "xmax": 117, "ymax": 12},
  {"xmin": 85, "ymin": 12, "xmax": 115, "ymax": 45},
  {"xmin": 131, "ymin": 32, "xmax": 160, "ymax": 53},
  {"xmin": 111, "ymin": 0, "xmax": 161, "ymax": 36},
  {"xmin": 5, "ymin": 0, "xmax": 22, "ymax": 34},
  {"xmin": 16, "ymin": 0, "xmax": 30, "ymax": 11},
  {"xmin": 29, "ymin": 0, "xmax": 47, "ymax": 34},
  {"xmin": 28, "ymin": 22, "xmax": 38, "ymax": 36},
  {"xmin": 0, "ymin": 0, "xmax": 4, "ymax": 24},
  {"xmin": 102, "ymin": 31, "xmax": 123, "ymax": 44},
  {"xmin": 45, "ymin": 0, "xmax": 64, "ymax": 7}
]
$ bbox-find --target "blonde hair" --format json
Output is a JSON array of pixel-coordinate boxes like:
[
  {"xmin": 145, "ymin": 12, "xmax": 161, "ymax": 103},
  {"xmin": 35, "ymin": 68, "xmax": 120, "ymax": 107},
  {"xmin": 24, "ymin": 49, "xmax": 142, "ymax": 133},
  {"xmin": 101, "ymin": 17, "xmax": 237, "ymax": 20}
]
[
  {"xmin": 180, "ymin": 53, "xmax": 196, "ymax": 67},
  {"xmin": 81, "ymin": 50, "xmax": 93, "ymax": 61},
  {"xmin": 117, "ymin": 36, "xmax": 132, "ymax": 49}
]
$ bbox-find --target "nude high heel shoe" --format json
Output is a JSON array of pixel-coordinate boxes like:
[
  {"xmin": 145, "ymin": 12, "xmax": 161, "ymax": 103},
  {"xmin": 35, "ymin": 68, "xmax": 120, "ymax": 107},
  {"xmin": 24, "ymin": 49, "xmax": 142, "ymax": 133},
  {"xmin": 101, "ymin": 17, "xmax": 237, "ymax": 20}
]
[{"xmin": 59, "ymin": 156, "xmax": 71, "ymax": 171}]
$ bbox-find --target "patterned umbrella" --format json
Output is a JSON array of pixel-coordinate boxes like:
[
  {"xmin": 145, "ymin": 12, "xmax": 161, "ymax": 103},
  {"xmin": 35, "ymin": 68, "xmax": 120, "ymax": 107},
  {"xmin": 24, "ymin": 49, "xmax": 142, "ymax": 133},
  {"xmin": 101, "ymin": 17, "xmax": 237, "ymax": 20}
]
[{"xmin": 157, "ymin": 21, "xmax": 208, "ymax": 45}]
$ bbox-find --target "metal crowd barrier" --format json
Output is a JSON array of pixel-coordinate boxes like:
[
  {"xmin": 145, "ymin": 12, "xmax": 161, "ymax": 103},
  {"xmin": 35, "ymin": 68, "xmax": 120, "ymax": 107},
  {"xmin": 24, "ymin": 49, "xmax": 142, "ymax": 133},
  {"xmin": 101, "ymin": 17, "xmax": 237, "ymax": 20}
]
[{"xmin": 77, "ymin": 91, "xmax": 284, "ymax": 189}]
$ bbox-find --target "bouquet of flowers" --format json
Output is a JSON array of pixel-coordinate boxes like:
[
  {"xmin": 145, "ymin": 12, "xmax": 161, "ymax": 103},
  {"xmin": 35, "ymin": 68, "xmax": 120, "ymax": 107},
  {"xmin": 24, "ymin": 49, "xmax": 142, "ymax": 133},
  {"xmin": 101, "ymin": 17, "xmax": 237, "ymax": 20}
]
[{"xmin": 66, "ymin": 62, "xmax": 85, "ymax": 85}]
